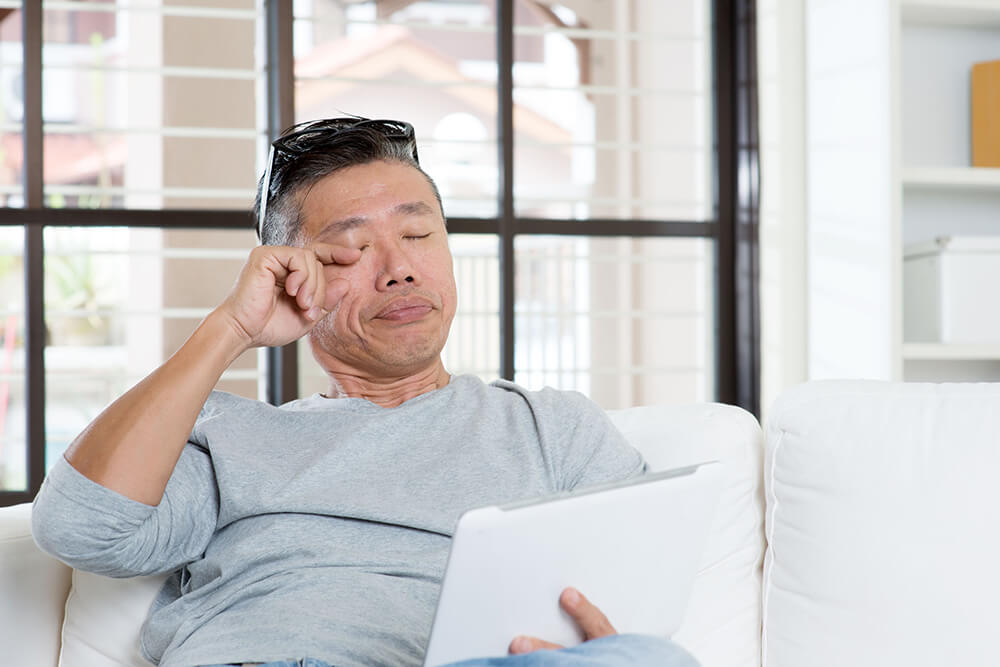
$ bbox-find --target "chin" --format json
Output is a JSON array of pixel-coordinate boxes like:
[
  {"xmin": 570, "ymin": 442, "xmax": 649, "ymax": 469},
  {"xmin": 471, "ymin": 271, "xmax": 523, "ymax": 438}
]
[
  {"xmin": 382, "ymin": 345, "xmax": 441, "ymax": 369},
  {"xmin": 376, "ymin": 336, "xmax": 446, "ymax": 370}
]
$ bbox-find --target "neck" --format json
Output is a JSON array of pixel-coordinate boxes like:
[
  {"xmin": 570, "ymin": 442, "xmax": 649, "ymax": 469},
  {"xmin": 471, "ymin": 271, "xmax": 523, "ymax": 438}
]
[{"xmin": 323, "ymin": 360, "xmax": 451, "ymax": 408}]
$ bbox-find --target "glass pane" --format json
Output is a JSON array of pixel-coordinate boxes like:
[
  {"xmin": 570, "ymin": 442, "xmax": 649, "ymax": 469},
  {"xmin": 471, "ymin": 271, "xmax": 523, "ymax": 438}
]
[
  {"xmin": 41, "ymin": 2, "xmax": 263, "ymax": 210},
  {"xmin": 298, "ymin": 232, "xmax": 500, "ymax": 397},
  {"xmin": 512, "ymin": 0, "xmax": 713, "ymax": 221},
  {"xmin": 442, "ymin": 234, "xmax": 500, "ymax": 381},
  {"xmin": 44, "ymin": 226, "xmax": 259, "ymax": 468},
  {"xmin": 0, "ymin": 7, "xmax": 23, "ymax": 207},
  {"xmin": 293, "ymin": 0, "xmax": 499, "ymax": 218},
  {"xmin": 514, "ymin": 236, "xmax": 714, "ymax": 410},
  {"xmin": 0, "ymin": 226, "xmax": 25, "ymax": 491}
]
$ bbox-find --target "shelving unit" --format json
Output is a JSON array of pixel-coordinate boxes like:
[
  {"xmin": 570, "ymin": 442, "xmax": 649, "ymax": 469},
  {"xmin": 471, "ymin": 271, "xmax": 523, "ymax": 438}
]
[
  {"xmin": 897, "ymin": 0, "xmax": 1000, "ymax": 379},
  {"xmin": 806, "ymin": 0, "xmax": 1000, "ymax": 382}
]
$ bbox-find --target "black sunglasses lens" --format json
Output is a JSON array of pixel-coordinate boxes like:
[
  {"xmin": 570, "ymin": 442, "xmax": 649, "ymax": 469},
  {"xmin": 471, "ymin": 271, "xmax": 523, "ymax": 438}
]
[{"xmin": 280, "ymin": 119, "xmax": 412, "ymax": 148}]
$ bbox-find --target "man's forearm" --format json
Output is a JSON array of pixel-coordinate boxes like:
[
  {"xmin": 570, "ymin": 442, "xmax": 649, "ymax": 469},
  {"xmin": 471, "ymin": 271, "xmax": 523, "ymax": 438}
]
[{"xmin": 64, "ymin": 310, "xmax": 249, "ymax": 505}]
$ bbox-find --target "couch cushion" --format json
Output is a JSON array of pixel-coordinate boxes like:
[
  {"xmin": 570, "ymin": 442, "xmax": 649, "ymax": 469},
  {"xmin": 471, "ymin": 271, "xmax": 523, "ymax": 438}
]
[
  {"xmin": 59, "ymin": 568, "xmax": 165, "ymax": 667},
  {"xmin": 0, "ymin": 502, "xmax": 72, "ymax": 666},
  {"xmin": 763, "ymin": 381, "xmax": 1000, "ymax": 667},
  {"xmin": 609, "ymin": 403, "xmax": 764, "ymax": 667}
]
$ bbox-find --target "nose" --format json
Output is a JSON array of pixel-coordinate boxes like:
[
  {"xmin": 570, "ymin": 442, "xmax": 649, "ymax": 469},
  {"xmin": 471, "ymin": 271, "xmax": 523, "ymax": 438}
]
[{"xmin": 376, "ymin": 241, "xmax": 418, "ymax": 291}]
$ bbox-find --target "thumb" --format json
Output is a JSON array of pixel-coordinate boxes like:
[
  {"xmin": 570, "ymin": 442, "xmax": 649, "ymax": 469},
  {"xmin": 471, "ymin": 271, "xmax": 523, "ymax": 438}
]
[
  {"xmin": 322, "ymin": 277, "xmax": 351, "ymax": 312},
  {"xmin": 560, "ymin": 588, "xmax": 616, "ymax": 640}
]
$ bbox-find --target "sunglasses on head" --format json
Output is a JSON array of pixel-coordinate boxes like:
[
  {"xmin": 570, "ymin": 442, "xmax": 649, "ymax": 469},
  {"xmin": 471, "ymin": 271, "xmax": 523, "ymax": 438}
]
[{"xmin": 257, "ymin": 118, "xmax": 418, "ymax": 240}]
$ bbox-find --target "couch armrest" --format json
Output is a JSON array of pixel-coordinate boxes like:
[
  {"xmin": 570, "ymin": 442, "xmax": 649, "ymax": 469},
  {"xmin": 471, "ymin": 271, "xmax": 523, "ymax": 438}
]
[
  {"xmin": 0, "ymin": 502, "xmax": 72, "ymax": 666},
  {"xmin": 609, "ymin": 403, "xmax": 764, "ymax": 667}
]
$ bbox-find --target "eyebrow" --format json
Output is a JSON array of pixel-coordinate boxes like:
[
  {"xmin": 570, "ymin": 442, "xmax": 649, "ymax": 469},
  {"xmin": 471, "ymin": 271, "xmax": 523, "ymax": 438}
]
[
  {"xmin": 318, "ymin": 201, "xmax": 437, "ymax": 237},
  {"xmin": 394, "ymin": 201, "xmax": 436, "ymax": 217}
]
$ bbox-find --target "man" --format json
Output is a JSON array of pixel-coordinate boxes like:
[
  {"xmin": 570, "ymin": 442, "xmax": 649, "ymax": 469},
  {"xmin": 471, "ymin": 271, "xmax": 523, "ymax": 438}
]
[{"xmin": 32, "ymin": 118, "xmax": 698, "ymax": 667}]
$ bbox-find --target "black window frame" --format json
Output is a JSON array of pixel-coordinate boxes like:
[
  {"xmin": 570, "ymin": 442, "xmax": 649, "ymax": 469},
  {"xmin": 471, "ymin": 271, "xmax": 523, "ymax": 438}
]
[{"xmin": 0, "ymin": 0, "xmax": 758, "ymax": 507}]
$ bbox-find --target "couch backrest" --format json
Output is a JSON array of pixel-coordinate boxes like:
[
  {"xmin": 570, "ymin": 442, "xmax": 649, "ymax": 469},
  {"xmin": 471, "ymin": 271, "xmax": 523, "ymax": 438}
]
[
  {"xmin": 763, "ymin": 381, "xmax": 1000, "ymax": 667},
  {"xmin": 4, "ymin": 402, "xmax": 765, "ymax": 667}
]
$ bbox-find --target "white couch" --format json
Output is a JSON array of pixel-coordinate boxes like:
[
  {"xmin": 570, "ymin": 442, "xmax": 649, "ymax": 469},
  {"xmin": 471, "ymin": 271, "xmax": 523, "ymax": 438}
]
[{"xmin": 3, "ymin": 380, "xmax": 999, "ymax": 667}]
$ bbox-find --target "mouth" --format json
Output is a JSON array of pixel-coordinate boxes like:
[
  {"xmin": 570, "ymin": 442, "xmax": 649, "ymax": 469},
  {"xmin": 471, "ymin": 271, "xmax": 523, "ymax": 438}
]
[{"xmin": 374, "ymin": 297, "xmax": 435, "ymax": 323}]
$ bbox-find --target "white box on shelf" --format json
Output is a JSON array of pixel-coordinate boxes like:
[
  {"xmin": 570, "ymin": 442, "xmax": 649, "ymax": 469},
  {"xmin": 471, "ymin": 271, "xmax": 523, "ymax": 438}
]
[{"xmin": 904, "ymin": 236, "xmax": 1000, "ymax": 343}]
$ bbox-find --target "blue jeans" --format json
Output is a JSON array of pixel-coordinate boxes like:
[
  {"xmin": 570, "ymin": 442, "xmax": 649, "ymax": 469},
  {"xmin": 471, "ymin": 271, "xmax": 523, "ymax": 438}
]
[{"xmin": 203, "ymin": 635, "xmax": 699, "ymax": 666}]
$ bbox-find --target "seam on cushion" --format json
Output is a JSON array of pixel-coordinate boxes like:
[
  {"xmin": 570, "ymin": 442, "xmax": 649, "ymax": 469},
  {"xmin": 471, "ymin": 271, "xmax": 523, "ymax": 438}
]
[
  {"xmin": 760, "ymin": 426, "xmax": 785, "ymax": 667},
  {"xmin": 57, "ymin": 568, "xmax": 77, "ymax": 667}
]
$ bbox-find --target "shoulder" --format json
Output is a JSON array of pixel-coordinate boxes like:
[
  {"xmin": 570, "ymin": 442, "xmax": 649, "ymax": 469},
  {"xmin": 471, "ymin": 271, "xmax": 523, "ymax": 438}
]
[
  {"xmin": 483, "ymin": 380, "xmax": 642, "ymax": 488},
  {"xmin": 189, "ymin": 391, "xmax": 282, "ymax": 443},
  {"xmin": 487, "ymin": 378, "xmax": 602, "ymax": 418},
  {"xmin": 197, "ymin": 390, "xmax": 275, "ymax": 420}
]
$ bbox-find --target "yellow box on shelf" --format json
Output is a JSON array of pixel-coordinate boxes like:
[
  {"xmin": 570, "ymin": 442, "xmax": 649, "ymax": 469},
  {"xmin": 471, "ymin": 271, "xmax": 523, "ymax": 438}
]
[{"xmin": 972, "ymin": 59, "xmax": 1000, "ymax": 167}]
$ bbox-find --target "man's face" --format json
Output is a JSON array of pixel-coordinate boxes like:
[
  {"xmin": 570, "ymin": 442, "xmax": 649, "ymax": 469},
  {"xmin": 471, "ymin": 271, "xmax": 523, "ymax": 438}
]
[{"xmin": 297, "ymin": 160, "xmax": 457, "ymax": 378}]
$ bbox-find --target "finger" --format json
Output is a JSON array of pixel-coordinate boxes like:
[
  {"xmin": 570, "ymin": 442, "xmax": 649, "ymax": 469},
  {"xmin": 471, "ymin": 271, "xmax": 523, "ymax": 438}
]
[
  {"xmin": 309, "ymin": 255, "xmax": 327, "ymax": 317},
  {"xmin": 508, "ymin": 635, "xmax": 562, "ymax": 655},
  {"xmin": 301, "ymin": 253, "xmax": 327, "ymax": 320},
  {"xmin": 311, "ymin": 242, "xmax": 362, "ymax": 266},
  {"xmin": 560, "ymin": 588, "xmax": 616, "ymax": 640},
  {"xmin": 284, "ymin": 252, "xmax": 323, "ymax": 322},
  {"xmin": 282, "ymin": 251, "xmax": 309, "ymax": 301},
  {"xmin": 289, "ymin": 251, "xmax": 318, "ymax": 312}
]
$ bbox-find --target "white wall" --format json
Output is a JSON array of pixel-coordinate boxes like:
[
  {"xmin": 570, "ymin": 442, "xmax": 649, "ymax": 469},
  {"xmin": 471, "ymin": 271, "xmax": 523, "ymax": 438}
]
[
  {"xmin": 758, "ymin": 0, "xmax": 808, "ymax": 416},
  {"xmin": 806, "ymin": 0, "xmax": 895, "ymax": 381}
]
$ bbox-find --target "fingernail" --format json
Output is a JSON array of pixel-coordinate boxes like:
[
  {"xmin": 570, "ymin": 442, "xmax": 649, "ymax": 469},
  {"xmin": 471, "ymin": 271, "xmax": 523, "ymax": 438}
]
[
  {"xmin": 306, "ymin": 307, "xmax": 320, "ymax": 320},
  {"xmin": 511, "ymin": 637, "xmax": 529, "ymax": 653},
  {"xmin": 564, "ymin": 588, "xmax": 580, "ymax": 605},
  {"xmin": 303, "ymin": 292, "xmax": 313, "ymax": 307}
]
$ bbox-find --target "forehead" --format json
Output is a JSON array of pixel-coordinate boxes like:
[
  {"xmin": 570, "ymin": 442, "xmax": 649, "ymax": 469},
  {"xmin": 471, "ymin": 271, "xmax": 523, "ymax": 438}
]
[{"xmin": 297, "ymin": 161, "xmax": 441, "ymax": 239}]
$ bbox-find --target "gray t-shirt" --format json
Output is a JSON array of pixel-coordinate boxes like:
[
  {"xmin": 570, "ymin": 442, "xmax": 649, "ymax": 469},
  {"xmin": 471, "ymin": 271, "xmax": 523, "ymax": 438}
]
[{"xmin": 32, "ymin": 375, "xmax": 645, "ymax": 667}]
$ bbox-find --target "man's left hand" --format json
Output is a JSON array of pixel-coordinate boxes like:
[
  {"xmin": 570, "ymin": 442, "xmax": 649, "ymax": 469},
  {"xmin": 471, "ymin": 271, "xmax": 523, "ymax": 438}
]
[{"xmin": 507, "ymin": 587, "xmax": 616, "ymax": 654}]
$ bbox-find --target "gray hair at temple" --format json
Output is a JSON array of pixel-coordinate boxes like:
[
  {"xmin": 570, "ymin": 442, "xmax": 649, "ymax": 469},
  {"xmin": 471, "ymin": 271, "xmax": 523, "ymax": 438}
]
[{"xmin": 252, "ymin": 117, "xmax": 444, "ymax": 246}]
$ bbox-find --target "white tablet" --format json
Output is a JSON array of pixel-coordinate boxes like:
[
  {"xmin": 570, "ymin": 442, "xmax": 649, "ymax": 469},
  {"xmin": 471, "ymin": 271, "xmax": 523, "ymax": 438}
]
[{"xmin": 422, "ymin": 461, "xmax": 723, "ymax": 666}]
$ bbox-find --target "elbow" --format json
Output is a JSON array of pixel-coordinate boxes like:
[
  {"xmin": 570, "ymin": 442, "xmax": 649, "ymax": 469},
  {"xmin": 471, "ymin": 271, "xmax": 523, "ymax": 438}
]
[
  {"xmin": 31, "ymin": 485, "xmax": 84, "ymax": 566},
  {"xmin": 30, "ymin": 483, "xmax": 156, "ymax": 577}
]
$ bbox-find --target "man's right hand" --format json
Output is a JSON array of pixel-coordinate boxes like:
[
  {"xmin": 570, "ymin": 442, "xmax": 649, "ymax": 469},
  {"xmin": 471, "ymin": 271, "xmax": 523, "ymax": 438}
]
[{"xmin": 218, "ymin": 243, "xmax": 362, "ymax": 350}]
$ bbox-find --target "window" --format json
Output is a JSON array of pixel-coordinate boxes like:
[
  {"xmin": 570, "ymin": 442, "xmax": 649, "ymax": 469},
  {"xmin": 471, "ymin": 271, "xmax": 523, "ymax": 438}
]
[
  {"xmin": 0, "ymin": 1, "xmax": 266, "ymax": 503},
  {"xmin": 0, "ymin": 0, "xmax": 758, "ymax": 505}
]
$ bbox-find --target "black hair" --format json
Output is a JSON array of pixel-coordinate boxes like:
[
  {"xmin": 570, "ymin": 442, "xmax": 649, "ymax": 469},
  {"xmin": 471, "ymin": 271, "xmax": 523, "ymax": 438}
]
[{"xmin": 253, "ymin": 118, "xmax": 443, "ymax": 246}]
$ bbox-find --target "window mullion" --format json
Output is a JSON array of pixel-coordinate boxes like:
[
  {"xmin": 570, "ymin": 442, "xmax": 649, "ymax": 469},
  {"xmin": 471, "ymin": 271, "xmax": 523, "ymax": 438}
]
[
  {"xmin": 264, "ymin": 0, "xmax": 297, "ymax": 405},
  {"xmin": 497, "ymin": 0, "xmax": 515, "ymax": 381},
  {"xmin": 23, "ymin": 0, "xmax": 46, "ymax": 499},
  {"xmin": 713, "ymin": 0, "xmax": 760, "ymax": 416}
]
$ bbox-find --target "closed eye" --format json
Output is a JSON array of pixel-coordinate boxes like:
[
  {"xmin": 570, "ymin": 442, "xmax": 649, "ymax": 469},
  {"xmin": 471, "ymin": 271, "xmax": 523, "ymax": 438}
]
[{"xmin": 404, "ymin": 233, "xmax": 432, "ymax": 240}]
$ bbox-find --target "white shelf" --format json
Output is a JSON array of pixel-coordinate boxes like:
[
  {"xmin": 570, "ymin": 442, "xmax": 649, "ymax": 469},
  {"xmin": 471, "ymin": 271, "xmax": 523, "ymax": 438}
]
[
  {"xmin": 902, "ymin": 166, "xmax": 1000, "ymax": 192},
  {"xmin": 902, "ymin": 0, "xmax": 1000, "ymax": 28},
  {"xmin": 902, "ymin": 342, "xmax": 1000, "ymax": 360}
]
